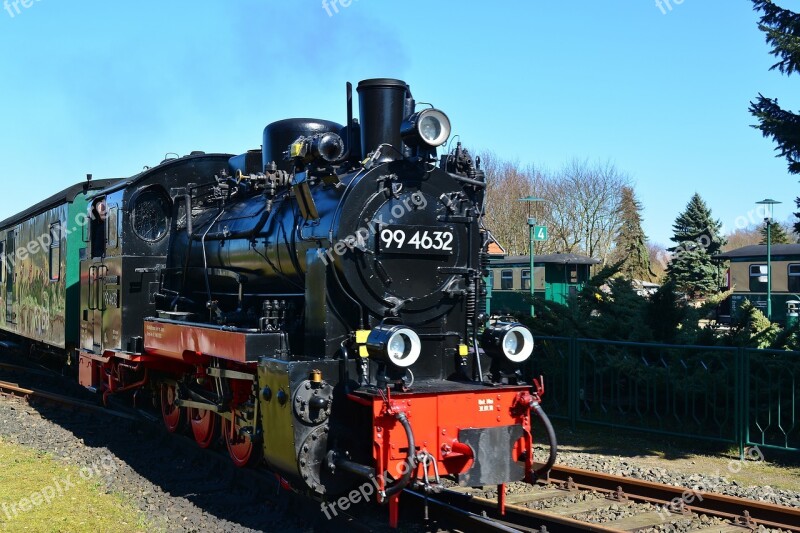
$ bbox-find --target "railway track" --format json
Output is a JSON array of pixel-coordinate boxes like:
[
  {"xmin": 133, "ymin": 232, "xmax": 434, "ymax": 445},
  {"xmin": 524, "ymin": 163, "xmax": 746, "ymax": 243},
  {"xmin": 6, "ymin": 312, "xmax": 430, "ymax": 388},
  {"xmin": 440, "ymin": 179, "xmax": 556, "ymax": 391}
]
[
  {"xmin": 2, "ymin": 360, "xmax": 798, "ymax": 533},
  {"xmin": 0, "ymin": 361, "xmax": 378, "ymax": 532},
  {"xmin": 408, "ymin": 465, "xmax": 800, "ymax": 533}
]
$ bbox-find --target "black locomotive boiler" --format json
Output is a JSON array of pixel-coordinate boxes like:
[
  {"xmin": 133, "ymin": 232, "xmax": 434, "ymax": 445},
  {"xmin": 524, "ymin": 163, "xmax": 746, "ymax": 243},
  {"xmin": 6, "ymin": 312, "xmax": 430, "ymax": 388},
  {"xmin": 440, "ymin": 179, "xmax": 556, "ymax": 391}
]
[{"xmin": 3, "ymin": 78, "xmax": 556, "ymax": 528}]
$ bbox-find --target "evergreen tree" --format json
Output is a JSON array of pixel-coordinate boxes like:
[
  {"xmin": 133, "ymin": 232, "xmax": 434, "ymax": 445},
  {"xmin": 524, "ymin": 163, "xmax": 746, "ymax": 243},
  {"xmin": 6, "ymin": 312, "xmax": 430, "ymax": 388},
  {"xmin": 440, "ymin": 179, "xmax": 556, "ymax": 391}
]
[
  {"xmin": 793, "ymin": 197, "xmax": 800, "ymax": 237},
  {"xmin": 613, "ymin": 187, "xmax": 656, "ymax": 281},
  {"xmin": 645, "ymin": 281, "xmax": 688, "ymax": 344},
  {"xmin": 750, "ymin": 1, "xmax": 800, "ymax": 232},
  {"xmin": 719, "ymin": 300, "xmax": 780, "ymax": 349},
  {"xmin": 750, "ymin": 0, "xmax": 800, "ymax": 174},
  {"xmin": 760, "ymin": 220, "xmax": 791, "ymax": 244},
  {"xmin": 666, "ymin": 193, "xmax": 727, "ymax": 297}
]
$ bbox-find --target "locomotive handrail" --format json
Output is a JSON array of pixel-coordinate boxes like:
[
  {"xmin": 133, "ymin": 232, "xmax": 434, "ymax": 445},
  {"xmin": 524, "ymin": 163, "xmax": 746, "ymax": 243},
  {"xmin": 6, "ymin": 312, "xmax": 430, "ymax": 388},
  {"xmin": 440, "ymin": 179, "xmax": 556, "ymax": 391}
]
[
  {"xmin": 161, "ymin": 266, "xmax": 249, "ymax": 285},
  {"xmin": 88, "ymin": 265, "xmax": 98, "ymax": 311},
  {"xmin": 144, "ymin": 316, "xmax": 263, "ymax": 334}
]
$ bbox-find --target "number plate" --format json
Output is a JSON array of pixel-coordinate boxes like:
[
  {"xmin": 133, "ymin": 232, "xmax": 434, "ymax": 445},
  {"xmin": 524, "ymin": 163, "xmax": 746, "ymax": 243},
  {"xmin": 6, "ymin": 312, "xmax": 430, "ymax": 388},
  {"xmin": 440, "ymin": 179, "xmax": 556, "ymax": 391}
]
[{"xmin": 379, "ymin": 225, "xmax": 455, "ymax": 255}]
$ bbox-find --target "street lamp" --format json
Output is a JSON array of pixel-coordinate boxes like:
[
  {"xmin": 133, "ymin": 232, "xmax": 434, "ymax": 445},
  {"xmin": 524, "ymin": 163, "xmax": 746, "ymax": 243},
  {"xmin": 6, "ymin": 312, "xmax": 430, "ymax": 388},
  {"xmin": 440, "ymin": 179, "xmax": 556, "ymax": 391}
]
[
  {"xmin": 518, "ymin": 196, "xmax": 545, "ymax": 318},
  {"xmin": 756, "ymin": 198, "xmax": 782, "ymax": 321}
]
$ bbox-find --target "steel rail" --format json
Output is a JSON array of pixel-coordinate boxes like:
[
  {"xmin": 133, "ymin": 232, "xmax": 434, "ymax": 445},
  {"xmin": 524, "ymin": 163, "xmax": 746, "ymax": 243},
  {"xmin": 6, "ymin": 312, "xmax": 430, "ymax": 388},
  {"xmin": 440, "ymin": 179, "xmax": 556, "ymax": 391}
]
[
  {"xmin": 545, "ymin": 464, "xmax": 800, "ymax": 532},
  {"xmin": 0, "ymin": 379, "xmax": 139, "ymax": 421},
  {"xmin": 420, "ymin": 488, "xmax": 621, "ymax": 533},
  {"xmin": 403, "ymin": 489, "xmax": 529, "ymax": 533}
]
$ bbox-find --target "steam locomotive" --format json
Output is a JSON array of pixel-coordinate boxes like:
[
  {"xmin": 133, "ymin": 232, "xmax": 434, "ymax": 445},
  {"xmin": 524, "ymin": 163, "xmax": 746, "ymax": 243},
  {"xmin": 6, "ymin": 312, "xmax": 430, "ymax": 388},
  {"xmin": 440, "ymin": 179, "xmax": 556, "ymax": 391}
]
[{"xmin": 0, "ymin": 78, "xmax": 556, "ymax": 527}]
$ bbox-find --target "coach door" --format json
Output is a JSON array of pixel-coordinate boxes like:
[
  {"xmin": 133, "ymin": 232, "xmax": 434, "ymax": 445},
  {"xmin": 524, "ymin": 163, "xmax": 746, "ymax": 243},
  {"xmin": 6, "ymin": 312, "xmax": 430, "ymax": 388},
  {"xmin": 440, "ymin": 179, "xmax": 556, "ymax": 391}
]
[
  {"xmin": 89, "ymin": 199, "xmax": 107, "ymax": 349},
  {"xmin": 5, "ymin": 231, "xmax": 15, "ymax": 324}
]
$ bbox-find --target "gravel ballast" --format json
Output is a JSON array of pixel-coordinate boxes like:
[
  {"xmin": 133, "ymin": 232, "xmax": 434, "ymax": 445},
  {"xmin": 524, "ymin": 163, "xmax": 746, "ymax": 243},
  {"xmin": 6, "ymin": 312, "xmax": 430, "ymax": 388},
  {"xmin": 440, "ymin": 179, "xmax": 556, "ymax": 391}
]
[
  {"xmin": 0, "ymin": 394, "xmax": 320, "ymax": 533},
  {"xmin": 550, "ymin": 447, "xmax": 800, "ymax": 509}
]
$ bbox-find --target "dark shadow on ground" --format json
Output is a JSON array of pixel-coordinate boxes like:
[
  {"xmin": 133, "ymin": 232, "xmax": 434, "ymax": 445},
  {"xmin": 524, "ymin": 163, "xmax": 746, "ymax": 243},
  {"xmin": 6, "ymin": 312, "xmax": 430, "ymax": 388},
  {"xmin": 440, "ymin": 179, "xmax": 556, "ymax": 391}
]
[{"xmin": 0, "ymin": 356, "xmax": 391, "ymax": 533}]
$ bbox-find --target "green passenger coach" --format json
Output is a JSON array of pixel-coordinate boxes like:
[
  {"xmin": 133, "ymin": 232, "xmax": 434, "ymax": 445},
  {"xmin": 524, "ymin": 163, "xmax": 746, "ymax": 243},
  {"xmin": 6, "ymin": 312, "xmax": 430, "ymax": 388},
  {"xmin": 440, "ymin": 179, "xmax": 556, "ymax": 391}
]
[
  {"xmin": 714, "ymin": 244, "xmax": 800, "ymax": 324},
  {"xmin": 0, "ymin": 179, "xmax": 119, "ymax": 352},
  {"xmin": 488, "ymin": 253, "xmax": 600, "ymax": 316}
]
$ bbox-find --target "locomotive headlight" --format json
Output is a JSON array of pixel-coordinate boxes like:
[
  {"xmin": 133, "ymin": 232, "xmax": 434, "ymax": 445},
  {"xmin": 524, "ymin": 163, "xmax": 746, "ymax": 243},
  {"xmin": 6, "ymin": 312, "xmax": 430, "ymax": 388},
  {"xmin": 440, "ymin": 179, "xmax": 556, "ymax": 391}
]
[
  {"xmin": 366, "ymin": 326, "xmax": 422, "ymax": 368},
  {"xmin": 312, "ymin": 132, "xmax": 345, "ymax": 162},
  {"xmin": 481, "ymin": 323, "xmax": 534, "ymax": 363},
  {"xmin": 400, "ymin": 109, "xmax": 451, "ymax": 148}
]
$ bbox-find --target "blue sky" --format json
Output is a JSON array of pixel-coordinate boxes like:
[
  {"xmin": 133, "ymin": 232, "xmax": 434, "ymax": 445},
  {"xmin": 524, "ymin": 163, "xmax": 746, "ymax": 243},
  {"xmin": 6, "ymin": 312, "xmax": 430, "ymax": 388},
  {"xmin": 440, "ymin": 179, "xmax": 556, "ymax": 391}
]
[{"xmin": 0, "ymin": 0, "xmax": 796, "ymax": 245}]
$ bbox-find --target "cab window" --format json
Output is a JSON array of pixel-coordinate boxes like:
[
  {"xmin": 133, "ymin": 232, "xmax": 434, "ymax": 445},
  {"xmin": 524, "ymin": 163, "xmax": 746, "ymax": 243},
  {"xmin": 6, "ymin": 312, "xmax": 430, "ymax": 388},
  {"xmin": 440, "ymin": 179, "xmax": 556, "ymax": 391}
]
[{"xmin": 90, "ymin": 199, "xmax": 107, "ymax": 259}]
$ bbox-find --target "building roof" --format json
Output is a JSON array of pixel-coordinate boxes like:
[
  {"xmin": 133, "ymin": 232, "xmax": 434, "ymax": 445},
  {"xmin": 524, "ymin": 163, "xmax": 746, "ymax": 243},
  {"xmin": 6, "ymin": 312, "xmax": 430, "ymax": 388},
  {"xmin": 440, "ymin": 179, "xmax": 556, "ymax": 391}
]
[
  {"xmin": 485, "ymin": 232, "xmax": 507, "ymax": 257},
  {"xmin": 491, "ymin": 253, "xmax": 601, "ymax": 266},
  {"xmin": 713, "ymin": 244, "xmax": 800, "ymax": 260},
  {"xmin": 487, "ymin": 241, "xmax": 507, "ymax": 256},
  {"xmin": 0, "ymin": 178, "xmax": 122, "ymax": 230}
]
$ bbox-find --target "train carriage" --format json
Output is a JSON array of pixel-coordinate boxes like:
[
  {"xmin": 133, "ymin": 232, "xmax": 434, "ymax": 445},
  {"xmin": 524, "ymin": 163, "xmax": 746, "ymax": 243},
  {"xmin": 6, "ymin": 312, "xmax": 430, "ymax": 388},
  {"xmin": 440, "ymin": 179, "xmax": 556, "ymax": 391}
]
[
  {"xmin": 715, "ymin": 243, "xmax": 800, "ymax": 324},
  {"xmin": 0, "ymin": 180, "xmax": 119, "ymax": 353},
  {"xmin": 488, "ymin": 253, "xmax": 599, "ymax": 316}
]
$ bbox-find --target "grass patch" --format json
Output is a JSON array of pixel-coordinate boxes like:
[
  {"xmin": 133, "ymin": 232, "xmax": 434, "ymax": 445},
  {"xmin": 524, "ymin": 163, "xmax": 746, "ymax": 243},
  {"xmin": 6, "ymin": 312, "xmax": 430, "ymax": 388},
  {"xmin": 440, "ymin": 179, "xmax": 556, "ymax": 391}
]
[{"xmin": 0, "ymin": 437, "xmax": 149, "ymax": 532}]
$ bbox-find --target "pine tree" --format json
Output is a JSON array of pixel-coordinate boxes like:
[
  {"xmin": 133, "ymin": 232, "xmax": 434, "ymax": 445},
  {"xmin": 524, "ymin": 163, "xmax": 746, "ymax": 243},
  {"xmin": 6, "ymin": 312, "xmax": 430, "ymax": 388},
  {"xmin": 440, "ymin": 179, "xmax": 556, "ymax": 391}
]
[
  {"xmin": 750, "ymin": 1, "xmax": 800, "ymax": 231},
  {"xmin": 666, "ymin": 193, "xmax": 727, "ymax": 298},
  {"xmin": 795, "ymin": 197, "xmax": 800, "ymax": 235},
  {"xmin": 613, "ymin": 187, "xmax": 655, "ymax": 281},
  {"xmin": 750, "ymin": 0, "xmax": 800, "ymax": 172},
  {"xmin": 760, "ymin": 220, "xmax": 791, "ymax": 244}
]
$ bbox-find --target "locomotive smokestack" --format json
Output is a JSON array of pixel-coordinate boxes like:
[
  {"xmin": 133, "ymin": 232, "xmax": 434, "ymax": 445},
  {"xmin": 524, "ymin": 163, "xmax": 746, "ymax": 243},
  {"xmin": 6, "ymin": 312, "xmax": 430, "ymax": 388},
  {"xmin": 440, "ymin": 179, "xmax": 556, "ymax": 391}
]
[{"xmin": 356, "ymin": 78, "xmax": 413, "ymax": 162}]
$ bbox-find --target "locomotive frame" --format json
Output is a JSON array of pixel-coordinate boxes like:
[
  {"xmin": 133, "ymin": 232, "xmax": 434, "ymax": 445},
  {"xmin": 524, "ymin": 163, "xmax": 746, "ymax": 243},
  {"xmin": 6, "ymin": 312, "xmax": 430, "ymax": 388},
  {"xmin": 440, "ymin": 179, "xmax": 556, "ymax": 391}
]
[{"xmin": 0, "ymin": 78, "xmax": 557, "ymax": 528}]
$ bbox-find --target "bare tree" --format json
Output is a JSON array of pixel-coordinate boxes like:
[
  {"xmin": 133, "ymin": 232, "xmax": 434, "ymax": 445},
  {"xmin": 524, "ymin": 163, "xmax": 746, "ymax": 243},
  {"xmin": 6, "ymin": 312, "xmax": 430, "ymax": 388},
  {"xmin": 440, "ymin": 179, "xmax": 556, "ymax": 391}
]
[
  {"xmin": 539, "ymin": 159, "xmax": 628, "ymax": 264},
  {"xmin": 647, "ymin": 242, "xmax": 669, "ymax": 282},
  {"xmin": 482, "ymin": 152, "xmax": 547, "ymax": 256},
  {"xmin": 723, "ymin": 227, "xmax": 763, "ymax": 252},
  {"xmin": 481, "ymin": 154, "xmax": 629, "ymax": 264}
]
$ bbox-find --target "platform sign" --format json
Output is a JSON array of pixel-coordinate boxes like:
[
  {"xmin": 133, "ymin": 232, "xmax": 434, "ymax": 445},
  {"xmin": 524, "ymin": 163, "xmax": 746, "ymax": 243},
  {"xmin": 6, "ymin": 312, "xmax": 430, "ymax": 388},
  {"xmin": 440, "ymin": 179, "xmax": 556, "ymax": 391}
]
[{"xmin": 533, "ymin": 226, "xmax": 548, "ymax": 241}]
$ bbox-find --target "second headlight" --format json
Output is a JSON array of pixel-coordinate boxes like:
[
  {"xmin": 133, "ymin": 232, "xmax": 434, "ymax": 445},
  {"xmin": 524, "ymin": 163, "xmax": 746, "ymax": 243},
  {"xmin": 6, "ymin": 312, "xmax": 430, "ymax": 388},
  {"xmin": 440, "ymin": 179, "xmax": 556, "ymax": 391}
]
[
  {"xmin": 400, "ymin": 109, "xmax": 451, "ymax": 148},
  {"xmin": 366, "ymin": 325, "xmax": 422, "ymax": 368},
  {"xmin": 481, "ymin": 323, "xmax": 534, "ymax": 363}
]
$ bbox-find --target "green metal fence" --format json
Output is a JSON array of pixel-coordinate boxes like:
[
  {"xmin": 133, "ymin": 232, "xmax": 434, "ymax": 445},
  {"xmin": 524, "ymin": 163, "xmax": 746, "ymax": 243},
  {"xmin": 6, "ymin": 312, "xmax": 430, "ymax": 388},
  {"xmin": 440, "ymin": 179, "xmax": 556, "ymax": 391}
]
[{"xmin": 531, "ymin": 336, "xmax": 800, "ymax": 456}]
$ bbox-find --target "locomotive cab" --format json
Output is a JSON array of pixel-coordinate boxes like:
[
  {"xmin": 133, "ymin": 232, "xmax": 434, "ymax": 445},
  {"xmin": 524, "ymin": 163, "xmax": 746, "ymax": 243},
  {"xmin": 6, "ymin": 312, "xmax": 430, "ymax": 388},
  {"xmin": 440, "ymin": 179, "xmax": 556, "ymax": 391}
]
[{"xmin": 78, "ymin": 154, "xmax": 232, "ymax": 363}]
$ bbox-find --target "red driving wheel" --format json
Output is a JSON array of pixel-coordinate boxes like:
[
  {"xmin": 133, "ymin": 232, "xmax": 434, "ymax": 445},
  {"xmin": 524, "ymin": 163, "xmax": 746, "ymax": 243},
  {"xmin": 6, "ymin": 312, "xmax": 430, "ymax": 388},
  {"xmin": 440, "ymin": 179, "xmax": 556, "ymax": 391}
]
[
  {"xmin": 160, "ymin": 383, "xmax": 184, "ymax": 433},
  {"xmin": 189, "ymin": 406, "xmax": 219, "ymax": 448},
  {"xmin": 223, "ymin": 412, "xmax": 261, "ymax": 468}
]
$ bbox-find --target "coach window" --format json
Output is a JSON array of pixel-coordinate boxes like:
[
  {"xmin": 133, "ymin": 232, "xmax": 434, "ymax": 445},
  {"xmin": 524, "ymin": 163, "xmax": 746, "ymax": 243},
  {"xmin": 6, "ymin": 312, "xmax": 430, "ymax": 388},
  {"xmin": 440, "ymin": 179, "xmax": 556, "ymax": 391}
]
[
  {"xmin": 500, "ymin": 269, "xmax": 513, "ymax": 290},
  {"xmin": 789, "ymin": 264, "xmax": 800, "ymax": 292},
  {"xmin": 0, "ymin": 241, "xmax": 4, "ymax": 284},
  {"xmin": 90, "ymin": 199, "xmax": 107, "ymax": 258},
  {"xmin": 569, "ymin": 265, "xmax": 579, "ymax": 283},
  {"xmin": 49, "ymin": 222, "xmax": 61, "ymax": 281},
  {"xmin": 749, "ymin": 264, "xmax": 768, "ymax": 292},
  {"xmin": 521, "ymin": 269, "xmax": 531, "ymax": 290}
]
